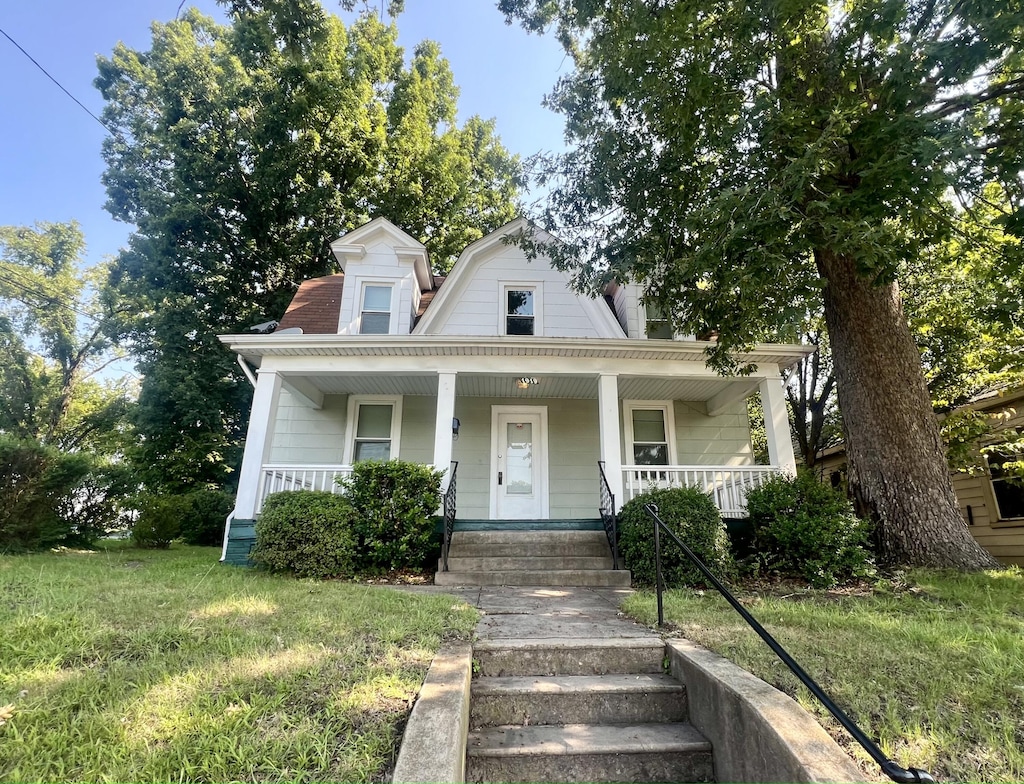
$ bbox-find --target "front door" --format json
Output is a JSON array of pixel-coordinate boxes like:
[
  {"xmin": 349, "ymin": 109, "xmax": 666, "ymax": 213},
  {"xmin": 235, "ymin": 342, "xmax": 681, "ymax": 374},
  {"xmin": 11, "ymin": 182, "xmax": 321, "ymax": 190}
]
[{"xmin": 492, "ymin": 406, "xmax": 548, "ymax": 519}]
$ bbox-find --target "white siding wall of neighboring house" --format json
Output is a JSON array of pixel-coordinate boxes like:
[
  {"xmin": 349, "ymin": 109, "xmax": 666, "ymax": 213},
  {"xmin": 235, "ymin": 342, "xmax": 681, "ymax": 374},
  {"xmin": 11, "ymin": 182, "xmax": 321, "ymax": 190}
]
[
  {"xmin": 434, "ymin": 245, "xmax": 611, "ymax": 338},
  {"xmin": 337, "ymin": 238, "xmax": 419, "ymax": 335},
  {"xmin": 269, "ymin": 391, "xmax": 348, "ymax": 463}
]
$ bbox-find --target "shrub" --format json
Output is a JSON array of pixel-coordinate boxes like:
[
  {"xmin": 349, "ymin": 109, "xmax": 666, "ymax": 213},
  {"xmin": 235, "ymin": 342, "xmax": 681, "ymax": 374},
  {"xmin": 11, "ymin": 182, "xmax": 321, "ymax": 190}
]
[
  {"xmin": 0, "ymin": 436, "xmax": 92, "ymax": 551},
  {"xmin": 179, "ymin": 489, "xmax": 235, "ymax": 546},
  {"xmin": 340, "ymin": 460, "xmax": 443, "ymax": 572},
  {"xmin": 745, "ymin": 471, "xmax": 873, "ymax": 587},
  {"xmin": 618, "ymin": 486, "xmax": 733, "ymax": 587},
  {"xmin": 252, "ymin": 491, "xmax": 358, "ymax": 579},
  {"xmin": 131, "ymin": 494, "xmax": 189, "ymax": 548}
]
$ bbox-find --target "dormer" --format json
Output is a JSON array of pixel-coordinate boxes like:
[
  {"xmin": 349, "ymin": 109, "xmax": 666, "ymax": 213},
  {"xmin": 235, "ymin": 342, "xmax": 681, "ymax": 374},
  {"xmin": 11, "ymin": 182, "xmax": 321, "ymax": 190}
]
[
  {"xmin": 604, "ymin": 280, "xmax": 695, "ymax": 340},
  {"xmin": 330, "ymin": 218, "xmax": 432, "ymax": 335}
]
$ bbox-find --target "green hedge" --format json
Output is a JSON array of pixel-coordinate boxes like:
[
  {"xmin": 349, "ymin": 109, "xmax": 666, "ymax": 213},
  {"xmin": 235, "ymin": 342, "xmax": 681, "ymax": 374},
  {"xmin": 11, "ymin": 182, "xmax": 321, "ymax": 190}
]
[
  {"xmin": 745, "ymin": 471, "xmax": 873, "ymax": 587},
  {"xmin": 251, "ymin": 491, "xmax": 358, "ymax": 579},
  {"xmin": 618, "ymin": 486, "xmax": 733, "ymax": 587}
]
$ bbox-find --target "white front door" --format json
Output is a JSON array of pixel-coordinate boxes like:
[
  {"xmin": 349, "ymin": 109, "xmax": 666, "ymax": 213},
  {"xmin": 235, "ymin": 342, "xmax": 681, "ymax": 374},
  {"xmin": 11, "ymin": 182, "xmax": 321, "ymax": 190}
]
[{"xmin": 491, "ymin": 406, "xmax": 548, "ymax": 519}]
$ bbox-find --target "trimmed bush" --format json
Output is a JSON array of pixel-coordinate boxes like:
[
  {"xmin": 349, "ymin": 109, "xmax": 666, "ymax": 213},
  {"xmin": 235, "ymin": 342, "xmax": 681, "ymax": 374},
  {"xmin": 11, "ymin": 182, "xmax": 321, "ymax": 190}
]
[
  {"xmin": 339, "ymin": 460, "xmax": 443, "ymax": 572},
  {"xmin": 619, "ymin": 486, "xmax": 733, "ymax": 587},
  {"xmin": 745, "ymin": 471, "xmax": 873, "ymax": 587},
  {"xmin": 180, "ymin": 489, "xmax": 235, "ymax": 546},
  {"xmin": 131, "ymin": 494, "xmax": 189, "ymax": 548},
  {"xmin": 252, "ymin": 491, "xmax": 357, "ymax": 579}
]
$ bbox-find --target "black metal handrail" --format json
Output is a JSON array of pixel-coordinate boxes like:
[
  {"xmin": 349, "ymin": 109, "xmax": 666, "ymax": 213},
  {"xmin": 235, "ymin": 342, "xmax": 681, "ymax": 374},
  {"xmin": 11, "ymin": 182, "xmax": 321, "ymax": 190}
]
[
  {"xmin": 598, "ymin": 461, "xmax": 621, "ymax": 570},
  {"xmin": 644, "ymin": 503, "xmax": 935, "ymax": 784},
  {"xmin": 441, "ymin": 462, "xmax": 458, "ymax": 572}
]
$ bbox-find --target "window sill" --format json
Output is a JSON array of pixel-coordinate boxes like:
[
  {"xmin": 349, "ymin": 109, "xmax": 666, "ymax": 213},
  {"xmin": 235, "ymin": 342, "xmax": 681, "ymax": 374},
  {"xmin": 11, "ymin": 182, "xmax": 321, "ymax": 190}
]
[{"xmin": 991, "ymin": 519, "xmax": 1024, "ymax": 529}]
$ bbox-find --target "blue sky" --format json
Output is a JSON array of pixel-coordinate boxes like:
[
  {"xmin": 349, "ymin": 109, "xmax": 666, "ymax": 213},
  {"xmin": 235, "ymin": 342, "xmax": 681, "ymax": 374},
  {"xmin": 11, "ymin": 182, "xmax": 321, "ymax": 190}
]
[{"xmin": 0, "ymin": 0, "xmax": 569, "ymax": 272}]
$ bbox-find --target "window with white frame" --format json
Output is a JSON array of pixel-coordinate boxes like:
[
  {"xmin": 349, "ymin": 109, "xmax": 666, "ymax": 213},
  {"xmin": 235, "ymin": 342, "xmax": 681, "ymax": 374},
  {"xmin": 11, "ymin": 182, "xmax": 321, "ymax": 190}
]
[
  {"xmin": 346, "ymin": 397, "xmax": 402, "ymax": 463},
  {"xmin": 504, "ymin": 286, "xmax": 536, "ymax": 336},
  {"xmin": 359, "ymin": 284, "xmax": 393, "ymax": 334},
  {"xmin": 624, "ymin": 402, "xmax": 676, "ymax": 466},
  {"xmin": 988, "ymin": 447, "xmax": 1024, "ymax": 521},
  {"xmin": 644, "ymin": 302, "xmax": 673, "ymax": 340}
]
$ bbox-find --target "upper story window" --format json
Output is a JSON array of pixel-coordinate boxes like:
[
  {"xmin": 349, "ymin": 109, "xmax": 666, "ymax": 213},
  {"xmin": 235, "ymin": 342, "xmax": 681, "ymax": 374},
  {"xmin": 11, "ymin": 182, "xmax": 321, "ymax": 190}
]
[
  {"xmin": 359, "ymin": 284, "xmax": 393, "ymax": 334},
  {"xmin": 506, "ymin": 288, "xmax": 535, "ymax": 335},
  {"xmin": 645, "ymin": 302, "xmax": 673, "ymax": 340}
]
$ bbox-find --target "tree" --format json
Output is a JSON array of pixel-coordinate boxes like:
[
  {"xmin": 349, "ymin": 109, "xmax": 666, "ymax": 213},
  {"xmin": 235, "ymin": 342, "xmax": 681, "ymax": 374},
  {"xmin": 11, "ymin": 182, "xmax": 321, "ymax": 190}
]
[
  {"xmin": 502, "ymin": 0, "xmax": 1024, "ymax": 568},
  {"xmin": 96, "ymin": 1, "xmax": 522, "ymax": 491}
]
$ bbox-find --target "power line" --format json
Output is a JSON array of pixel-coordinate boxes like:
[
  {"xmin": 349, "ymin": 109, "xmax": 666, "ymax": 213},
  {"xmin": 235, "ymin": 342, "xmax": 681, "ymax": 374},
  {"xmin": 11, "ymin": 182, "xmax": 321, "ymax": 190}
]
[{"xmin": 0, "ymin": 25, "xmax": 114, "ymax": 138}]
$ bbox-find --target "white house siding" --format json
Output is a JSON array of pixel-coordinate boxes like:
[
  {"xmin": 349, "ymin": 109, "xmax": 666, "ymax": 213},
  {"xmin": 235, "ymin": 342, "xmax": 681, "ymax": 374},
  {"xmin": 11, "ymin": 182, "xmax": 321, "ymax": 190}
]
[
  {"xmin": 434, "ymin": 245, "xmax": 608, "ymax": 338},
  {"xmin": 269, "ymin": 391, "xmax": 348, "ymax": 463},
  {"xmin": 674, "ymin": 400, "xmax": 755, "ymax": 465},
  {"xmin": 399, "ymin": 395, "xmax": 437, "ymax": 465}
]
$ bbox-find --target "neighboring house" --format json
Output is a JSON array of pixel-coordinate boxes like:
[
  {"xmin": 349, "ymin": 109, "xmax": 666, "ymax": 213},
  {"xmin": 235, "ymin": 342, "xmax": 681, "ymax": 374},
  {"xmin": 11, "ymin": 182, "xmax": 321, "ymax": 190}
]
[
  {"xmin": 817, "ymin": 387, "xmax": 1024, "ymax": 566},
  {"xmin": 218, "ymin": 218, "xmax": 812, "ymax": 566}
]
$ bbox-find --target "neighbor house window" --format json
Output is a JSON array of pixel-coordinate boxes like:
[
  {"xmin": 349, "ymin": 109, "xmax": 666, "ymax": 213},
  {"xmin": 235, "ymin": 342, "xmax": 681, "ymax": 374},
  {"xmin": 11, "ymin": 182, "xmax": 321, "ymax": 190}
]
[
  {"xmin": 346, "ymin": 397, "xmax": 402, "ymax": 464},
  {"xmin": 645, "ymin": 302, "xmax": 673, "ymax": 340},
  {"xmin": 505, "ymin": 288, "xmax": 535, "ymax": 335},
  {"xmin": 359, "ymin": 284, "xmax": 392, "ymax": 334},
  {"xmin": 988, "ymin": 448, "xmax": 1024, "ymax": 520},
  {"xmin": 624, "ymin": 402, "xmax": 676, "ymax": 466}
]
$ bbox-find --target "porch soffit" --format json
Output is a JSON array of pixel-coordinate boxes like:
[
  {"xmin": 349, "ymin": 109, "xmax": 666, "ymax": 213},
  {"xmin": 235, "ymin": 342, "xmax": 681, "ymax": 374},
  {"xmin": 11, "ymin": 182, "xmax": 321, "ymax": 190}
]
[{"xmin": 284, "ymin": 371, "xmax": 756, "ymax": 405}]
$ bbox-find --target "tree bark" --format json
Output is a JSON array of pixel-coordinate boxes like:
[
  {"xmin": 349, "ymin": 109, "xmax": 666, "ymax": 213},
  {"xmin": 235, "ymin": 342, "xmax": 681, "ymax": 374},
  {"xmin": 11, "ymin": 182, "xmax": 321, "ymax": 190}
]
[{"xmin": 816, "ymin": 248, "xmax": 999, "ymax": 569}]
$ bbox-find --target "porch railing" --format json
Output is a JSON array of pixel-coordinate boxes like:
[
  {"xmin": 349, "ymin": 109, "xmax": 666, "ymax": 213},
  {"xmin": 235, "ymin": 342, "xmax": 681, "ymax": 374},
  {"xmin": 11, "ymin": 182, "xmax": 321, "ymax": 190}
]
[
  {"xmin": 597, "ymin": 461, "xmax": 621, "ymax": 569},
  {"xmin": 622, "ymin": 465, "xmax": 779, "ymax": 518},
  {"xmin": 256, "ymin": 464, "xmax": 353, "ymax": 513},
  {"xmin": 441, "ymin": 461, "xmax": 458, "ymax": 572}
]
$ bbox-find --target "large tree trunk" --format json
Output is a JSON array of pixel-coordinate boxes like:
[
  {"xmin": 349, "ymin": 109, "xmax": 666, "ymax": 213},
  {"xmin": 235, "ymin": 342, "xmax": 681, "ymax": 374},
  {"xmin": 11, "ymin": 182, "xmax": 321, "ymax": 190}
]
[{"xmin": 815, "ymin": 248, "xmax": 998, "ymax": 569}]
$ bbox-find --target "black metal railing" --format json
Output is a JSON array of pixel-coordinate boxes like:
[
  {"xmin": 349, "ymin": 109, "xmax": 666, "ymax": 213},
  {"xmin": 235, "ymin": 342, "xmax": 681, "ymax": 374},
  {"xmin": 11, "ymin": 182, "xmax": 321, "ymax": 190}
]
[
  {"xmin": 598, "ymin": 461, "xmax": 621, "ymax": 570},
  {"xmin": 644, "ymin": 503, "xmax": 935, "ymax": 784},
  {"xmin": 441, "ymin": 461, "xmax": 458, "ymax": 572}
]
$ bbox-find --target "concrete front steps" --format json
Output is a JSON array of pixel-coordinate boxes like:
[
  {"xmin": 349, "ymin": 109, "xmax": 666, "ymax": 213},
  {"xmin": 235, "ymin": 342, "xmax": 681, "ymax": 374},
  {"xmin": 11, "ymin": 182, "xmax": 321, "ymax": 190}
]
[
  {"xmin": 434, "ymin": 527, "xmax": 630, "ymax": 587},
  {"xmin": 467, "ymin": 638, "xmax": 714, "ymax": 783}
]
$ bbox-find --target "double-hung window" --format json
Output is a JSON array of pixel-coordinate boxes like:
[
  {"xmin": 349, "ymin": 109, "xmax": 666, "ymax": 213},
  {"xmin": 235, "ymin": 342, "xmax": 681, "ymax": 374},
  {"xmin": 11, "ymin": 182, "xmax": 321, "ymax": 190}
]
[
  {"xmin": 988, "ymin": 448, "xmax": 1024, "ymax": 521},
  {"xmin": 504, "ymin": 287, "xmax": 535, "ymax": 336},
  {"xmin": 359, "ymin": 284, "xmax": 392, "ymax": 335},
  {"xmin": 644, "ymin": 302, "xmax": 673, "ymax": 340},
  {"xmin": 346, "ymin": 397, "xmax": 402, "ymax": 464},
  {"xmin": 624, "ymin": 402, "xmax": 676, "ymax": 467}
]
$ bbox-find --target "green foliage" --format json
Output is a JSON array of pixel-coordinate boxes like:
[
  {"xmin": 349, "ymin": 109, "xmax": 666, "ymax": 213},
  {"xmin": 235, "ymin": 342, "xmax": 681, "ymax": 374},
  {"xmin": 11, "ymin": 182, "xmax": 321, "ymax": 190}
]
[
  {"xmin": 340, "ymin": 460, "xmax": 443, "ymax": 572},
  {"xmin": 130, "ymin": 494, "xmax": 189, "ymax": 549},
  {"xmin": 745, "ymin": 472, "xmax": 873, "ymax": 587},
  {"xmin": 618, "ymin": 487, "xmax": 733, "ymax": 587},
  {"xmin": 96, "ymin": 2, "xmax": 521, "ymax": 490},
  {"xmin": 179, "ymin": 489, "xmax": 235, "ymax": 546},
  {"xmin": 252, "ymin": 490, "xmax": 358, "ymax": 579},
  {"xmin": 0, "ymin": 435, "xmax": 92, "ymax": 551}
]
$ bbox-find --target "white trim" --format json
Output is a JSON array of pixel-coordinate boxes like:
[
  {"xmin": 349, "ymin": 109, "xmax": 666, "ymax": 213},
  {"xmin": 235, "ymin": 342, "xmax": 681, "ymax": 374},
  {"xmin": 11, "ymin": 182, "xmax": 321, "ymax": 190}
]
[
  {"xmin": 433, "ymin": 372, "xmax": 458, "ymax": 493},
  {"xmin": 343, "ymin": 395, "xmax": 404, "ymax": 464},
  {"xmin": 489, "ymin": 404, "xmax": 550, "ymax": 519},
  {"xmin": 623, "ymin": 400, "xmax": 678, "ymax": 466},
  {"xmin": 759, "ymin": 376, "xmax": 797, "ymax": 474},
  {"xmin": 598, "ymin": 374, "xmax": 624, "ymax": 502},
  {"xmin": 499, "ymin": 281, "xmax": 543, "ymax": 336}
]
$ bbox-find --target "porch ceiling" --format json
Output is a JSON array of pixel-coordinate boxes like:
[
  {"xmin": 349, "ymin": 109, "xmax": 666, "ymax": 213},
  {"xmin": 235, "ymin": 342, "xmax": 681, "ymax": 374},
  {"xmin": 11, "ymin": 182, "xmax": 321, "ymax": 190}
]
[{"xmin": 285, "ymin": 371, "xmax": 756, "ymax": 405}]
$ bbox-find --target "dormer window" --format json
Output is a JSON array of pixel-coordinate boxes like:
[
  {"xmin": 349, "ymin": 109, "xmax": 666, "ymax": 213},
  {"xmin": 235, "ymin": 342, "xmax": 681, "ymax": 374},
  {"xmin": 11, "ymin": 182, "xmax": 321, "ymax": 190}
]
[
  {"xmin": 645, "ymin": 302, "xmax": 673, "ymax": 340},
  {"xmin": 505, "ymin": 287, "xmax": 536, "ymax": 336},
  {"xmin": 359, "ymin": 284, "xmax": 393, "ymax": 334}
]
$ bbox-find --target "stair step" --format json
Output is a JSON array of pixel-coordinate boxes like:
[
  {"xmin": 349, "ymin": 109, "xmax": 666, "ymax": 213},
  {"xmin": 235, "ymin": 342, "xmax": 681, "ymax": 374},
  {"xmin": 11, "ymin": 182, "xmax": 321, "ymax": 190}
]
[
  {"xmin": 434, "ymin": 569, "xmax": 630, "ymax": 588},
  {"xmin": 474, "ymin": 638, "xmax": 665, "ymax": 677},
  {"xmin": 451, "ymin": 530, "xmax": 609, "ymax": 545},
  {"xmin": 455, "ymin": 519, "xmax": 604, "ymax": 531},
  {"xmin": 439, "ymin": 556, "xmax": 614, "ymax": 571},
  {"xmin": 472, "ymin": 673, "xmax": 687, "ymax": 727},
  {"xmin": 449, "ymin": 540, "xmax": 612, "ymax": 557},
  {"xmin": 466, "ymin": 722, "xmax": 713, "ymax": 783}
]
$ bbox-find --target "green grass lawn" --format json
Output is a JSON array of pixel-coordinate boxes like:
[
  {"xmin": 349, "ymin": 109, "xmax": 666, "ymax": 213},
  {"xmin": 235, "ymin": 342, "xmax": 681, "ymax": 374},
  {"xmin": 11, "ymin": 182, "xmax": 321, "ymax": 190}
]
[
  {"xmin": 623, "ymin": 568, "xmax": 1024, "ymax": 783},
  {"xmin": 0, "ymin": 544, "xmax": 478, "ymax": 783}
]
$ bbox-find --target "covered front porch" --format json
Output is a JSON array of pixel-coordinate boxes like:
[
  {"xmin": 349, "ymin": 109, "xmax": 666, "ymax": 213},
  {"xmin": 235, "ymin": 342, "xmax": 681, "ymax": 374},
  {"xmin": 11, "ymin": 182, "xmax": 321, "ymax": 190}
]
[{"xmin": 225, "ymin": 336, "xmax": 806, "ymax": 534}]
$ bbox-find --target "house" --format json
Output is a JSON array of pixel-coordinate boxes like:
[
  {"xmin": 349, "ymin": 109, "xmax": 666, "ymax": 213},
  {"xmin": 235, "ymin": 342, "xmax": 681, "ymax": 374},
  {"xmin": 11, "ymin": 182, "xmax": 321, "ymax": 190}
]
[
  {"xmin": 817, "ymin": 386, "xmax": 1024, "ymax": 566},
  {"xmin": 218, "ymin": 217, "xmax": 812, "ymax": 581}
]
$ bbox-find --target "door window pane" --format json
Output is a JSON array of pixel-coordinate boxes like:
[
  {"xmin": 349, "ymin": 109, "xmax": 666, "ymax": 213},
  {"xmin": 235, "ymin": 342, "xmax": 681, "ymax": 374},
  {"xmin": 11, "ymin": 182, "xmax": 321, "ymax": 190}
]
[{"xmin": 506, "ymin": 422, "xmax": 533, "ymax": 494}]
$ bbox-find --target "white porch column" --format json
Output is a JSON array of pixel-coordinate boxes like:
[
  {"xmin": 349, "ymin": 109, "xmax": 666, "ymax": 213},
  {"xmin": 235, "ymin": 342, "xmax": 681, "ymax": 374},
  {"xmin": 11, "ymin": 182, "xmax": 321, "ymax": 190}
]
[
  {"xmin": 432, "ymin": 371, "xmax": 458, "ymax": 492},
  {"xmin": 234, "ymin": 369, "xmax": 284, "ymax": 520},
  {"xmin": 598, "ymin": 373, "xmax": 624, "ymax": 503},
  {"xmin": 759, "ymin": 375, "xmax": 797, "ymax": 474}
]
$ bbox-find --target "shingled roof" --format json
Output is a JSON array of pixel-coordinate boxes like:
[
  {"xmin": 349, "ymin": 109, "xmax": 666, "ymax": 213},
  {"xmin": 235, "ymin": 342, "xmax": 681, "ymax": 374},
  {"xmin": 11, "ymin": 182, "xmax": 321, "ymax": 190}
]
[{"xmin": 275, "ymin": 274, "xmax": 445, "ymax": 334}]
